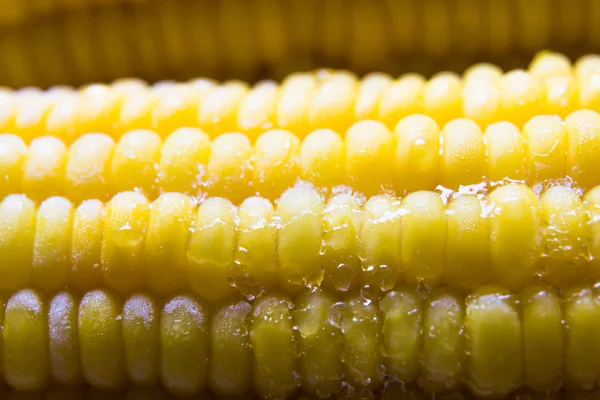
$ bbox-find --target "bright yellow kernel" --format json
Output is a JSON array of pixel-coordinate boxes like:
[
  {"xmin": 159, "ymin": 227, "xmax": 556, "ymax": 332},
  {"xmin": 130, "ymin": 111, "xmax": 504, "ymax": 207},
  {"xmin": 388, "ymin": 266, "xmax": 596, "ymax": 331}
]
[
  {"xmin": 359, "ymin": 195, "xmax": 402, "ymax": 292},
  {"xmin": 484, "ymin": 122, "xmax": 527, "ymax": 183},
  {"xmin": 445, "ymin": 194, "xmax": 490, "ymax": 292},
  {"xmin": 158, "ymin": 127, "xmax": 211, "ymax": 196},
  {"xmin": 346, "ymin": 120, "xmax": 394, "ymax": 196},
  {"xmin": 145, "ymin": 193, "xmax": 195, "ymax": 296},
  {"xmin": 23, "ymin": 136, "xmax": 67, "ymax": 201},
  {"xmin": 540, "ymin": 186, "xmax": 587, "ymax": 288},
  {"xmin": 13, "ymin": 92, "xmax": 53, "ymax": 142},
  {"xmin": 576, "ymin": 65, "xmax": 600, "ymax": 109},
  {"xmin": 529, "ymin": 51, "xmax": 572, "ymax": 80},
  {"xmin": 542, "ymin": 75, "xmax": 579, "ymax": 118},
  {"xmin": 0, "ymin": 134, "xmax": 27, "ymax": 197},
  {"xmin": 253, "ymin": 129, "xmax": 301, "ymax": 199},
  {"xmin": 236, "ymin": 196, "xmax": 278, "ymax": 292},
  {"xmin": 276, "ymin": 73, "xmax": 318, "ymax": 136},
  {"xmin": 119, "ymin": 90, "xmax": 157, "ymax": 133},
  {"xmin": 463, "ymin": 63, "xmax": 503, "ymax": 85},
  {"xmin": 379, "ymin": 74, "xmax": 425, "ymax": 128},
  {"xmin": 111, "ymin": 78, "xmax": 148, "ymax": 95},
  {"xmin": 48, "ymin": 291, "xmax": 81, "ymax": 386},
  {"xmin": 111, "ymin": 129, "xmax": 162, "ymax": 198},
  {"xmin": 401, "ymin": 191, "xmax": 446, "ymax": 286},
  {"xmin": 206, "ymin": 133, "xmax": 253, "ymax": 204},
  {"xmin": 152, "ymin": 85, "xmax": 200, "ymax": 137},
  {"xmin": 277, "ymin": 187, "xmax": 323, "ymax": 290},
  {"xmin": 499, "ymin": 70, "xmax": 544, "ymax": 126},
  {"xmin": 522, "ymin": 115, "xmax": 568, "ymax": 183},
  {"xmin": 70, "ymin": 200, "xmax": 105, "ymax": 292},
  {"xmin": 423, "ymin": 72, "xmax": 462, "ymax": 125},
  {"xmin": 236, "ymin": 80, "xmax": 278, "ymax": 138},
  {"xmin": 187, "ymin": 198, "xmax": 238, "ymax": 303},
  {"xmin": 462, "ymin": 78, "xmax": 501, "ymax": 127},
  {"xmin": 487, "ymin": 184, "xmax": 542, "ymax": 290},
  {"xmin": 309, "ymin": 72, "xmax": 358, "ymax": 133},
  {"xmin": 75, "ymin": 84, "xmax": 124, "ymax": 138},
  {"xmin": 354, "ymin": 73, "xmax": 393, "ymax": 120},
  {"xmin": 32, "ymin": 197, "xmax": 74, "ymax": 292},
  {"xmin": 565, "ymin": 109, "xmax": 600, "ymax": 190},
  {"xmin": 393, "ymin": 114, "xmax": 440, "ymax": 194},
  {"xmin": 299, "ymin": 129, "xmax": 345, "ymax": 188},
  {"xmin": 197, "ymin": 81, "xmax": 249, "ymax": 137},
  {"xmin": 584, "ymin": 187, "xmax": 600, "ymax": 281},
  {"xmin": 66, "ymin": 133, "xmax": 115, "ymax": 203},
  {"xmin": 440, "ymin": 118, "xmax": 486, "ymax": 190},
  {"xmin": 45, "ymin": 94, "xmax": 78, "ymax": 142},
  {"xmin": 101, "ymin": 192, "xmax": 150, "ymax": 294}
]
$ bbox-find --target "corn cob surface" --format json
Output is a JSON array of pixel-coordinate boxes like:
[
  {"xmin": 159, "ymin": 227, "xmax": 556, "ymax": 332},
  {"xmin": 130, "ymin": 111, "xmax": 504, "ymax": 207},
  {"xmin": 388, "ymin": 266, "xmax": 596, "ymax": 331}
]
[
  {"xmin": 0, "ymin": 51, "xmax": 599, "ymax": 141},
  {"xmin": 1, "ymin": 286, "xmax": 600, "ymax": 398}
]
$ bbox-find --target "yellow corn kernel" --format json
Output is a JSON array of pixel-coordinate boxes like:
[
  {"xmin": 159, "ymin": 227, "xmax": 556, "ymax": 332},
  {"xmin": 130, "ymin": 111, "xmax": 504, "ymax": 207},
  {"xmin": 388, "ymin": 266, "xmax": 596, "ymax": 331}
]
[
  {"xmin": 342, "ymin": 296, "xmax": 383, "ymax": 390},
  {"xmin": 253, "ymin": 129, "xmax": 301, "ymax": 199},
  {"xmin": 576, "ymin": 65, "xmax": 600, "ymax": 109},
  {"xmin": 75, "ymin": 85, "xmax": 124, "ymax": 138},
  {"xmin": 66, "ymin": 133, "xmax": 115, "ymax": 203},
  {"xmin": 145, "ymin": 193, "xmax": 195, "ymax": 295},
  {"xmin": 206, "ymin": 133, "xmax": 253, "ymax": 204},
  {"xmin": 158, "ymin": 127, "xmax": 211, "ymax": 196},
  {"xmin": 0, "ymin": 92, "xmax": 17, "ymax": 132},
  {"xmin": 499, "ymin": 70, "xmax": 544, "ymax": 127},
  {"xmin": 462, "ymin": 78, "xmax": 501, "ymax": 127},
  {"xmin": 565, "ymin": 109, "xmax": 600, "ymax": 190},
  {"xmin": 540, "ymin": 186, "xmax": 587, "ymax": 287},
  {"xmin": 236, "ymin": 80, "xmax": 278, "ymax": 138},
  {"xmin": 575, "ymin": 55, "xmax": 600, "ymax": 81},
  {"xmin": 23, "ymin": 136, "xmax": 67, "ymax": 201},
  {"xmin": 277, "ymin": 187, "xmax": 323, "ymax": 290},
  {"xmin": 379, "ymin": 74, "xmax": 425, "ymax": 128},
  {"xmin": 380, "ymin": 289, "xmax": 422, "ymax": 384},
  {"xmin": 393, "ymin": 114, "xmax": 440, "ymax": 194},
  {"xmin": 70, "ymin": 200, "xmax": 105, "ymax": 292},
  {"xmin": 484, "ymin": 122, "xmax": 527, "ymax": 183},
  {"xmin": 118, "ymin": 91, "xmax": 157, "ymax": 133},
  {"xmin": 543, "ymin": 75, "xmax": 579, "ymax": 118},
  {"xmin": 322, "ymin": 194, "xmax": 362, "ymax": 293},
  {"xmin": 419, "ymin": 288, "xmax": 465, "ymax": 392},
  {"xmin": 464, "ymin": 63, "xmax": 503, "ymax": 85},
  {"xmin": 45, "ymin": 94, "xmax": 78, "ymax": 142},
  {"xmin": 161, "ymin": 295, "xmax": 209, "ymax": 397},
  {"xmin": 187, "ymin": 197, "xmax": 237, "ymax": 303},
  {"xmin": 346, "ymin": 120, "xmax": 394, "ymax": 195},
  {"xmin": 299, "ymin": 129, "xmax": 345, "ymax": 188},
  {"xmin": 209, "ymin": 298, "xmax": 252, "ymax": 396},
  {"xmin": 564, "ymin": 286, "xmax": 600, "ymax": 390},
  {"xmin": 111, "ymin": 129, "xmax": 162, "ymax": 198},
  {"xmin": 250, "ymin": 294, "xmax": 297, "ymax": 399},
  {"xmin": 48, "ymin": 291, "xmax": 81, "ymax": 386},
  {"xmin": 359, "ymin": 195, "xmax": 402, "ymax": 292},
  {"xmin": 151, "ymin": 86, "xmax": 200, "ymax": 137},
  {"xmin": 3, "ymin": 289, "xmax": 48, "ymax": 391},
  {"xmin": 445, "ymin": 194, "xmax": 490, "ymax": 291},
  {"xmin": 294, "ymin": 289, "xmax": 342, "ymax": 397},
  {"xmin": 523, "ymin": 115, "xmax": 568, "ymax": 184},
  {"xmin": 401, "ymin": 191, "xmax": 446, "ymax": 286},
  {"xmin": 13, "ymin": 93, "xmax": 52, "ymax": 143},
  {"xmin": 0, "ymin": 134, "xmax": 27, "ymax": 197},
  {"xmin": 78, "ymin": 290, "xmax": 125, "ymax": 390},
  {"xmin": 584, "ymin": 187, "xmax": 600, "ymax": 281},
  {"xmin": 101, "ymin": 192, "xmax": 150, "ymax": 294},
  {"xmin": 354, "ymin": 73, "xmax": 393, "ymax": 120},
  {"xmin": 111, "ymin": 78, "xmax": 148, "ymax": 95},
  {"xmin": 440, "ymin": 118, "xmax": 486, "ymax": 190},
  {"xmin": 122, "ymin": 293, "xmax": 160, "ymax": 387},
  {"xmin": 487, "ymin": 184, "xmax": 541, "ymax": 290},
  {"xmin": 276, "ymin": 73, "xmax": 318, "ymax": 136},
  {"xmin": 423, "ymin": 72, "xmax": 462, "ymax": 125},
  {"xmin": 197, "ymin": 81, "xmax": 249, "ymax": 137},
  {"xmin": 236, "ymin": 196, "xmax": 278, "ymax": 292},
  {"xmin": 522, "ymin": 286, "xmax": 564, "ymax": 392},
  {"xmin": 32, "ymin": 197, "xmax": 74, "ymax": 292},
  {"xmin": 529, "ymin": 51, "xmax": 572, "ymax": 81},
  {"xmin": 309, "ymin": 72, "xmax": 358, "ymax": 133}
]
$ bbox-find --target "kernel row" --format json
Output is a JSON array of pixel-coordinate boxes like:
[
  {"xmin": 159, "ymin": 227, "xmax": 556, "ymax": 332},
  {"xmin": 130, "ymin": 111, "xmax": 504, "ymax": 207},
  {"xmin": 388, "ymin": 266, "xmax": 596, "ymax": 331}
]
[
  {"xmin": 4, "ymin": 183, "xmax": 600, "ymax": 298},
  {"xmin": 3, "ymin": 286, "xmax": 600, "ymax": 398},
  {"xmin": 3, "ymin": 52, "xmax": 600, "ymax": 142}
]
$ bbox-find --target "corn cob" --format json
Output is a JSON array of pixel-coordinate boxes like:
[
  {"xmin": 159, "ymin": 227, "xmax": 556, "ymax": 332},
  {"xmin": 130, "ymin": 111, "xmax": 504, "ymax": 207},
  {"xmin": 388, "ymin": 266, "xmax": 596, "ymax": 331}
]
[
  {"xmin": 1, "ymin": 286, "xmax": 600, "ymax": 397},
  {"xmin": 0, "ymin": 51, "xmax": 598, "ymax": 141},
  {"xmin": 1, "ymin": 183, "xmax": 600, "ymax": 298},
  {"xmin": 1, "ymin": 1, "xmax": 599, "ymax": 87}
]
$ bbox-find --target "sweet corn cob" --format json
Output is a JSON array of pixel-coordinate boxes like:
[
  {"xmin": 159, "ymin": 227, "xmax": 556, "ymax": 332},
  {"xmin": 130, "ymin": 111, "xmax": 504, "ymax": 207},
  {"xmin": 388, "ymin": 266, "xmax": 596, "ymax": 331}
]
[
  {"xmin": 1, "ymin": 1, "xmax": 599, "ymax": 87},
  {"xmin": 1, "ymin": 51, "xmax": 599, "ymax": 140},
  {"xmin": 2, "ymin": 183, "xmax": 600, "ymax": 298},
  {"xmin": 3, "ymin": 108, "xmax": 600, "ymax": 202},
  {"xmin": 2, "ymin": 286, "xmax": 600, "ymax": 397}
]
